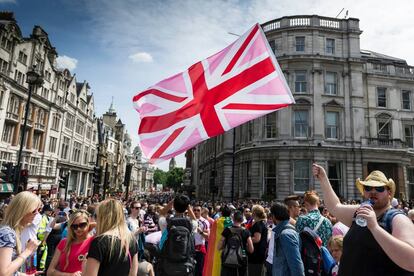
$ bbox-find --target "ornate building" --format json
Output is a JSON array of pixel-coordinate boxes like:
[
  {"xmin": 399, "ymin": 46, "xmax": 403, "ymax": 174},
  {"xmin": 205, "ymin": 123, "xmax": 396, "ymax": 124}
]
[
  {"xmin": 0, "ymin": 12, "xmax": 97, "ymax": 196},
  {"xmin": 192, "ymin": 15, "xmax": 414, "ymax": 201}
]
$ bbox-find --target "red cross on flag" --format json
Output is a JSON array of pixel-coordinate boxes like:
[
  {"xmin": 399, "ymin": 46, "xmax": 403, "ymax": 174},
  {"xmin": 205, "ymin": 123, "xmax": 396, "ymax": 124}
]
[{"xmin": 133, "ymin": 23, "xmax": 294, "ymax": 163}]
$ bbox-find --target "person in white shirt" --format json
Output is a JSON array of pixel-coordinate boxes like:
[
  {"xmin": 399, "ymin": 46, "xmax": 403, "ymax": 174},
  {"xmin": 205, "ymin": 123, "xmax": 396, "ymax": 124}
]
[
  {"xmin": 193, "ymin": 205, "xmax": 210, "ymax": 276},
  {"xmin": 265, "ymin": 221, "xmax": 275, "ymax": 276}
]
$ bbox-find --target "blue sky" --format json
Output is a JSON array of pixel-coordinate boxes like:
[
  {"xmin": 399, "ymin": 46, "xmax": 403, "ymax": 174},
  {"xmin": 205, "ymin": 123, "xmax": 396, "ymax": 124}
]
[{"xmin": 2, "ymin": 0, "xmax": 414, "ymax": 170}]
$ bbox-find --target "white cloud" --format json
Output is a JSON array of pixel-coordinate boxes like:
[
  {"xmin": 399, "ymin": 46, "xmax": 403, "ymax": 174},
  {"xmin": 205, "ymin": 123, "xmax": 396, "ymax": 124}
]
[
  {"xmin": 56, "ymin": 55, "xmax": 78, "ymax": 71},
  {"xmin": 129, "ymin": 52, "xmax": 153, "ymax": 63}
]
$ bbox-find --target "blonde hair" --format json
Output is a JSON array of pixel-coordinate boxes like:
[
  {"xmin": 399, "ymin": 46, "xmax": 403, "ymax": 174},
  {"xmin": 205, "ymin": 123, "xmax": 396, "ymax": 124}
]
[
  {"xmin": 96, "ymin": 199, "xmax": 134, "ymax": 260},
  {"xmin": 63, "ymin": 210, "xmax": 90, "ymax": 270},
  {"xmin": 1, "ymin": 191, "xmax": 40, "ymax": 253},
  {"xmin": 328, "ymin": 235, "xmax": 344, "ymax": 250},
  {"xmin": 252, "ymin": 205, "xmax": 266, "ymax": 221}
]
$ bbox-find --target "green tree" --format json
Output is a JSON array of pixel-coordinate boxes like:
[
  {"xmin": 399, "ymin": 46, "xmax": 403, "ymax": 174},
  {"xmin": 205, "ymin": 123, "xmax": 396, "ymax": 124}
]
[
  {"xmin": 166, "ymin": 167, "xmax": 184, "ymax": 191},
  {"xmin": 153, "ymin": 168, "xmax": 167, "ymax": 187}
]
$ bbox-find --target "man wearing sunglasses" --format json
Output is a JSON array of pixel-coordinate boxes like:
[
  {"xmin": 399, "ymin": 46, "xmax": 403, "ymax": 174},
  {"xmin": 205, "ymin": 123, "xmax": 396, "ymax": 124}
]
[{"xmin": 313, "ymin": 164, "xmax": 414, "ymax": 275}]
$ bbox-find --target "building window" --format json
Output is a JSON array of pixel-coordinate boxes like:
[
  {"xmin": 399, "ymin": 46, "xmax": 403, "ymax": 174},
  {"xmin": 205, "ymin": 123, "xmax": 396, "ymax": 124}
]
[
  {"xmin": 49, "ymin": 137, "xmax": 57, "ymax": 153},
  {"xmin": 72, "ymin": 141, "xmax": 82, "ymax": 163},
  {"xmin": 0, "ymin": 152, "xmax": 13, "ymax": 169},
  {"xmin": 325, "ymin": 111, "xmax": 339, "ymax": 139},
  {"xmin": 377, "ymin": 87, "xmax": 387, "ymax": 107},
  {"xmin": 33, "ymin": 133, "xmax": 41, "ymax": 151},
  {"xmin": 408, "ymin": 168, "xmax": 414, "ymax": 199},
  {"xmin": 75, "ymin": 120, "xmax": 85, "ymax": 135},
  {"xmin": 404, "ymin": 125, "xmax": 414, "ymax": 148},
  {"xmin": 264, "ymin": 112, "xmax": 277, "ymax": 138},
  {"xmin": 326, "ymin": 38, "xmax": 335, "ymax": 54},
  {"xmin": 83, "ymin": 146, "xmax": 89, "ymax": 164},
  {"xmin": 328, "ymin": 162, "xmax": 342, "ymax": 196},
  {"xmin": 2, "ymin": 124, "xmax": 14, "ymax": 143},
  {"xmin": 325, "ymin": 72, "xmax": 337, "ymax": 95},
  {"xmin": 268, "ymin": 40, "xmax": 276, "ymax": 54},
  {"xmin": 61, "ymin": 136, "xmax": 70, "ymax": 159},
  {"xmin": 0, "ymin": 58, "xmax": 8, "ymax": 74},
  {"xmin": 377, "ymin": 114, "xmax": 391, "ymax": 140},
  {"xmin": 17, "ymin": 51, "xmax": 28, "ymax": 65},
  {"xmin": 294, "ymin": 160, "xmax": 310, "ymax": 192},
  {"xmin": 46, "ymin": 160, "xmax": 53, "ymax": 176},
  {"xmin": 402, "ymin": 90, "xmax": 411, "ymax": 110},
  {"xmin": 65, "ymin": 114, "xmax": 75, "ymax": 130},
  {"xmin": 14, "ymin": 70, "xmax": 25, "ymax": 85},
  {"xmin": 295, "ymin": 36, "xmax": 305, "ymax": 52},
  {"xmin": 86, "ymin": 126, "xmax": 92, "ymax": 140},
  {"xmin": 294, "ymin": 71, "xmax": 307, "ymax": 93},
  {"xmin": 90, "ymin": 149, "xmax": 96, "ymax": 163},
  {"xmin": 294, "ymin": 110, "xmax": 309, "ymax": 138},
  {"xmin": 51, "ymin": 113, "xmax": 60, "ymax": 131},
  {"xmin": 29, "ymin": 157, "xmax": 40, "ymax": 175},
  {"xmin": 263, "ymin": 160, "xmax": 277, "ymax": 197}
]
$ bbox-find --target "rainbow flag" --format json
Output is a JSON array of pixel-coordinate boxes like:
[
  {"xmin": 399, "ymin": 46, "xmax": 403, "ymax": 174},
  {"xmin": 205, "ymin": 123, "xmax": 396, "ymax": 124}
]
[{"xmin": 203, "ymin": 217, "xmax": 232, "ymax": 276}]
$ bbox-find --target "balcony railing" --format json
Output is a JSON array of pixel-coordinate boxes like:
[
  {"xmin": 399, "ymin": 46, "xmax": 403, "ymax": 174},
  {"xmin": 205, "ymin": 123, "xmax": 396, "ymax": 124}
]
[
  {"xmin": 34, "ymin": 123, "xmax": 45, "ymax": 131},
  {"xmin": 365, "ymin": 137, "xmax": 407, "ymax": 148},
  {"xmin": 262, "ymin": 15, "xmax": 358, "ymax": 33},
  {"xmin": 5, "ymin": 112, "xmax": 19, "ymax": 122}
]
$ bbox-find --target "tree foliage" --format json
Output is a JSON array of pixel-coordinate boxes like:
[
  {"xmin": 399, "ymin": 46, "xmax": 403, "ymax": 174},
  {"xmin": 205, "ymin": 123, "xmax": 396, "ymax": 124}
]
[
  {"xmin": 166, "ymin": 167, "xmax": 184, "ymax": 191},
  {"xmin": 153, "ymin": 168, "xmax": 167, "ymax": 186}
]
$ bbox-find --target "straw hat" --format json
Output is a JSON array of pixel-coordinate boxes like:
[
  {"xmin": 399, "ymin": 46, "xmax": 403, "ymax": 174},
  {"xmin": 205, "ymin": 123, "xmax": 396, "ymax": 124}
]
[{"xmin": 355, "ymin": 170, "xmax": 395, "ymax": 198}]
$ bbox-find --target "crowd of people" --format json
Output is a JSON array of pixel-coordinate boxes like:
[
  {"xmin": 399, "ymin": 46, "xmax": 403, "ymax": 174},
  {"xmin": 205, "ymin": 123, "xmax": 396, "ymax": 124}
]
[{"xmin": 1, "ymin": 164, "xmax": 414, "ymax": 275}]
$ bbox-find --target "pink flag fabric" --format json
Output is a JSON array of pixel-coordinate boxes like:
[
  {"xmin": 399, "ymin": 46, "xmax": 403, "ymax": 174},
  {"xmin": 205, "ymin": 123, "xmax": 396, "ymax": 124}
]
[{"xmin": 133, "ymin": 23, "xmax": 294, "ymax": 163}]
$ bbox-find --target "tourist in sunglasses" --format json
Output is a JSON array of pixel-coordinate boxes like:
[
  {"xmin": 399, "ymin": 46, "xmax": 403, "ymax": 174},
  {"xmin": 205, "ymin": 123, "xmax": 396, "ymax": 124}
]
[
  {"xmin": 0, "ymin": 191, "xmax": 42, "ymax": 276},
  {"xmin": 47, "ymin": 210, "xmax": 93, "ymax": 276},
  {"xmin": 313, "ymin": 164, "xmax": 414, "ymax": 275}
]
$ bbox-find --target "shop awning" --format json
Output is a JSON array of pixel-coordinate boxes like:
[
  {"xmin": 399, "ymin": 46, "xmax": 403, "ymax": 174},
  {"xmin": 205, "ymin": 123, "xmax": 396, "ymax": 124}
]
[{"xmin": 0, "ymin": 183, "xmax": 14, "ymax": 193}]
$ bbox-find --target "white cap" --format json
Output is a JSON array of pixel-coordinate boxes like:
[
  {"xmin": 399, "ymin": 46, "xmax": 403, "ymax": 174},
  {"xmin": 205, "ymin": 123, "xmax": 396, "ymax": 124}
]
[{"xmin": 391, "ymin": 198, "xmax": 399, "ymax": 208}]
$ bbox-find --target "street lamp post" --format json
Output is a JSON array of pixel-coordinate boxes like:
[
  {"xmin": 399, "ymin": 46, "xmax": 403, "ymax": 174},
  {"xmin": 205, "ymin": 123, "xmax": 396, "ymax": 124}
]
[{"xmin": 14, "ymin": 65, "xmax": 44, "ymax": 194}]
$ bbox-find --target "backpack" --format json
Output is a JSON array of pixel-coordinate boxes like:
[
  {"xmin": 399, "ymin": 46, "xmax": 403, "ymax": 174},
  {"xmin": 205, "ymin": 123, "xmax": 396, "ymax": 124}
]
[
  {"xmin": 300, "ymin": 216, "xmax": 335, "ymax": 276},
  {"xmin": 221, "ymin": 227, "xmax": 247, "ymax": 268},
  {"xmin": 159, "ymin": 217, "xmax": 195, "ymax": 276}
]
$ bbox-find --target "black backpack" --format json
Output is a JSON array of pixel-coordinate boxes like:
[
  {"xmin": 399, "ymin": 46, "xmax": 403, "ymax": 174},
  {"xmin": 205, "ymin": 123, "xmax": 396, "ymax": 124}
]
[
  {"xmin": 159, "ymin": 217, "xmax": 195, "ymax": 276},
  {"xmin": 221, "ymin": 227, "xmax": 247, "ymax": 268},
  {"xmin": 299, "ymin": 216, "xmax": 332, "ymax": 276}
]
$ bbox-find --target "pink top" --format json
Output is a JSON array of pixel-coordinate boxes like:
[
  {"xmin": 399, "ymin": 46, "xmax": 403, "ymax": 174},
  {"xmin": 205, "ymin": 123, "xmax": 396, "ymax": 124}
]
[{"xmin": 57, "ymin": 236, "xmax": 93, "ymax": 273}]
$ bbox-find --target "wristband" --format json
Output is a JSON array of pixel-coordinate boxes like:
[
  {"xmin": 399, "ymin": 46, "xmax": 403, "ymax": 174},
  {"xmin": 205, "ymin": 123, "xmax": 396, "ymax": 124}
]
[{"xmin": 16, "ymin": 255, "xmax": 26, "ymax": 261}]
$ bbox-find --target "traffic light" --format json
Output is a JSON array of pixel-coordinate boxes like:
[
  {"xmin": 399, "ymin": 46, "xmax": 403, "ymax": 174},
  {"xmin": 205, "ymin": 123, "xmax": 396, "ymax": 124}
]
[
  {"xmin": 59, "ymin": 174, "xmax": 68, "ymax": 189},
  {"xmin": 20, "ymin": 169, "xmax": 29, "ymax": 189},
  {"xmin": 92, "ymin": 166, "xmax": 102, "ymax": 185},
  {"xmin": 1, "ymin": 162, "xmax": 14, "ymax": 182}
]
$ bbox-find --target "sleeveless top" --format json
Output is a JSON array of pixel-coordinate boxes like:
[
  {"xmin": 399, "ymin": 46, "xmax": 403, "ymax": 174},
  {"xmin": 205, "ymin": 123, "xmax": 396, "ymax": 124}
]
[{"xmin": 339, "ymin": 211, "xmax": 414, "ymax": 276}]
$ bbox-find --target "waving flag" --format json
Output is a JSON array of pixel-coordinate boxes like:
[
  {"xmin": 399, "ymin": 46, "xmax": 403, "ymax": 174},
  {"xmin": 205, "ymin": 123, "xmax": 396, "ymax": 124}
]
[{"xmin": 133, "ymin": 23, "xmax": 294, "ymax": 163}]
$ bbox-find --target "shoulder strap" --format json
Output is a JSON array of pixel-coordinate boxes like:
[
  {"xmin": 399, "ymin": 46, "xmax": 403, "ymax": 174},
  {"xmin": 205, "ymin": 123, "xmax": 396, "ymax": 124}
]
[
  {"xmin": 379, "ymin": 208, "xmax": 406, "ymax": 233},
  {"xmin": 313, "ymin": 215, "xmax": 325, "ymax": 233}
]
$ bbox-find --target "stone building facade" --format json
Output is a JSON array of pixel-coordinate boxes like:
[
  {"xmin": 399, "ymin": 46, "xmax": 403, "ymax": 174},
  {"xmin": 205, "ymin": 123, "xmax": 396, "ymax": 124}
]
[
  {"xmin": 192, "ymin": 15, "xmax": 414, "ymax": 201},
  {"xmin": 0, "ymin": 12, "xmax": 98, "ymax": 196}
]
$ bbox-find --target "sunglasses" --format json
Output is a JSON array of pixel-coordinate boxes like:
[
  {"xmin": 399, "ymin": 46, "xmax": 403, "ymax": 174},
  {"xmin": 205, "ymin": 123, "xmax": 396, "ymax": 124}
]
[
  {"xmin": 363, "ymin": 186, "xmax": 386, "ymax": 193},
  {"xmin": 133, "ymin": 206, "xmax": 141, "ymax": 209},
  {"xmin": 31, "ymin": 207, "xmax": 41, "ymax": 214},
  {"xmin": 193, "ymin": 209, "xmax": 201, "ymax": 212},
  {"xmin": 71, "ymin": 222, "xmax": 88, "ymax": 230}
]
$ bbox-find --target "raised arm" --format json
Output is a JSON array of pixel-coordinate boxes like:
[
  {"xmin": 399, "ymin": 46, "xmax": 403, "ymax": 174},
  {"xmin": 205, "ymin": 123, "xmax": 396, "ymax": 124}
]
[{"xmin": 312, "ymin": 163, "xmax": 358, "ymax": 227}]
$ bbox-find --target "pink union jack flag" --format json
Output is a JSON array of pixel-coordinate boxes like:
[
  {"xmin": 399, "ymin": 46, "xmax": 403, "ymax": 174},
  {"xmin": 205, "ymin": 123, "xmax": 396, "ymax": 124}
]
[{"xmin": 133, "ymin": 23, "xmax": 294, "ymax": 163}]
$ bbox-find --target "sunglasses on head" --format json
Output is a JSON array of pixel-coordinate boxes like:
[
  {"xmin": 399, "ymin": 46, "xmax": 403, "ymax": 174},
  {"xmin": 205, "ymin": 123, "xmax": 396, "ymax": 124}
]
[
  {"xmin": 71, "ymin": 222, "xmax": 88, "ymax": 230},
  {"xmin": 363, "ymin": 185, "xmax": 386, "ymax": 193}
]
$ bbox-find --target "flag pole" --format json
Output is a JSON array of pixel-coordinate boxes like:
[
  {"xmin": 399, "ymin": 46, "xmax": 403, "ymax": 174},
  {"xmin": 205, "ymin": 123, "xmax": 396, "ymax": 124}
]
[{"xmin": 231, "ymin": 128, "xmax": 235, "ymax": 202}]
